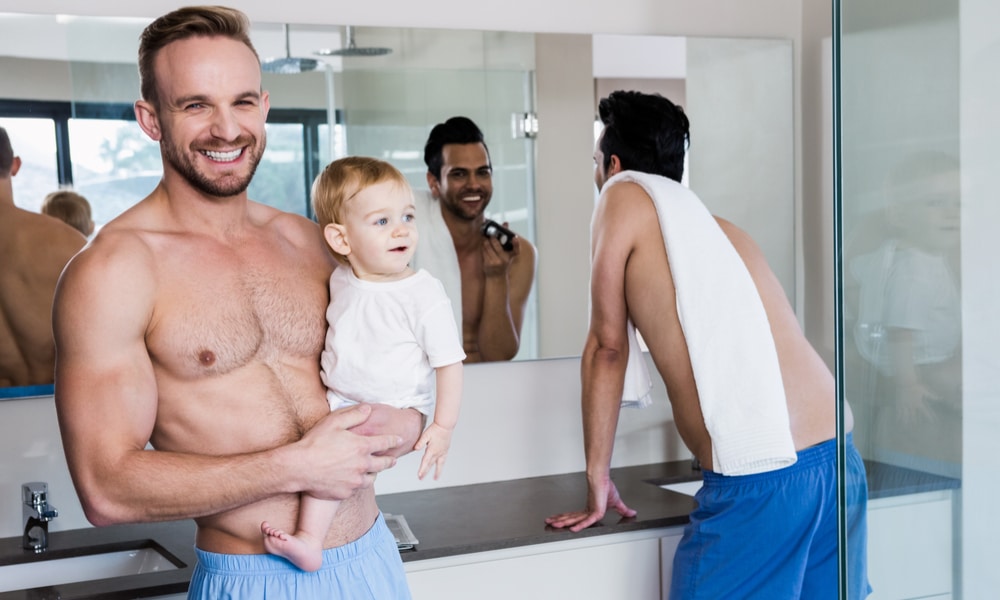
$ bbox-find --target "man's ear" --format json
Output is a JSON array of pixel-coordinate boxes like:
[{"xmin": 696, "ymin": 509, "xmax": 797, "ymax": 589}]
[
  {"xmin": 9, "ymin": 155, "xmax": 21, "ymax": 177},
  {"xmin": 134, "ymin": 100, "xmax": 162, "ymax": 141},
  {"xmin": 260, "ymin": 89, "xmax": 271, "ymax": 120},
  {"xmin": 324, "ymin": 223, "xmax": 351, "ymax": 258},
  {"xmin": 608, "ymin": 154, "xmax": 623, "ymax": 177},
  {"xmin": 425, "ymin": 172, "xmax": 441, "ymax": 199}
]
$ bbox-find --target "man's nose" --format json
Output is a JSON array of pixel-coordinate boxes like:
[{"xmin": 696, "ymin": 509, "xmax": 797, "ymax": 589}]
[
  {"xmin": 467, "ymin": 172, "xmax": 486, "ymax": 188},
  {"xmin": 209, "ymin": 108, "xmax": 241, "ymax": 140}
]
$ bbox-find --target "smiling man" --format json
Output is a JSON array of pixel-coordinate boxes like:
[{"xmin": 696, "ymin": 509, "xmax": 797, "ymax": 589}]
[
  {"xmin": 52, "ymin": 6, "xmax": 421, "ymax": 597},
  {"xmin": 416, "ymin": 116, "xmax": 536, "ymax": 363}
]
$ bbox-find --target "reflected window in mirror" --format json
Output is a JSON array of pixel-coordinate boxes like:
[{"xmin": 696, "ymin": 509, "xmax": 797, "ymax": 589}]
[
  {"xmin": 0, "ymin": 114, "xmax": 59, "ymax": 213},
  {"xmin": 0, "ymin": 101, "xmax": 338, "ymax": 226}
]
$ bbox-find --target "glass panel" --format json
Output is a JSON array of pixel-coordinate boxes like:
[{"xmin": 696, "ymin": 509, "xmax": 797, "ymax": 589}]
[
  {"xmin": 832, "ymin": 0, "xmax": 998, "ymax": 598},
  {"xmin": 0, "ymin": 117, "xmax": 59, "ymax": 212}
]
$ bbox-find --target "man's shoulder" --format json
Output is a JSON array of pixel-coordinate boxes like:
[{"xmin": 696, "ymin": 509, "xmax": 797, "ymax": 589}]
[
  {"xmin": 5, "ymin": 204, "xmax": 82, "ymax": 237},
  {"xmin": 4, "ymin": 207, "xmax": 86, "ymax": 258},
  {"xmin": 251, "ymin": 201, "xmax": 326, "ymax": 249}
]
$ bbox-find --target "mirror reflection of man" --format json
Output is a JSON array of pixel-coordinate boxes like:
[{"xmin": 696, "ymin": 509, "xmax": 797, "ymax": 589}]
[
  {"xmin": 416, "ymin": 116, "xmax": 536, "ymax": 363},
  {"xmin": 0, "ymin": 126, "xmax": 87, "ymax": 387}
]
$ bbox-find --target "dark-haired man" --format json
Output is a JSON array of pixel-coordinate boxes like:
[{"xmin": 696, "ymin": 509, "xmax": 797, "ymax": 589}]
[
  {"xmin": 53, "ymin": 6, "xmax": 420, "ymax": 597},
  {"xmin": 546, "ymin": 91, "xmax": 870, "ymax": 599},
  {"xmin": 416, "ymin": 116, "xmax": 536, "ymax": 363}
]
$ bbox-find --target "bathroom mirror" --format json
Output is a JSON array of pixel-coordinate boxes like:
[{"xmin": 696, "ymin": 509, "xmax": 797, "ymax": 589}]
[{"xmin": 0, "ymin": 13, "xmax": 794, "ymax": 398}]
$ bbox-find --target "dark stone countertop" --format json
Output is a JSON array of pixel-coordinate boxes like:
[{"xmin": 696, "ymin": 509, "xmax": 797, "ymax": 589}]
[{"xmin": 0, "ymin": 460, "xmax": 959, "ymax": 598}]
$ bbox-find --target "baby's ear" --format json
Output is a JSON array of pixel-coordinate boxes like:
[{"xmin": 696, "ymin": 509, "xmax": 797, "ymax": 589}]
[{"xmin": 324, "ymin": 223, "xmax": 351, "ymax": 257}]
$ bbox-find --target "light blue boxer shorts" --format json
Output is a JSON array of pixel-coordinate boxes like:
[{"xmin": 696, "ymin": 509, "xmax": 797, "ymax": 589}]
[{"xmin": 187, "ymin": 512, "xmax": 411, "ymax": 599}]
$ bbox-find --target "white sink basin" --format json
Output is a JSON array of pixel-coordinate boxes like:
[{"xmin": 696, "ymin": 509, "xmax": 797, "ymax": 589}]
[
  {"xmin": 660, "ymin": 480, "xmax": 703, "ymax": 496},
  {"xmin": 0, "ymin": 546, "xmax": 179, "ymax": 592}
]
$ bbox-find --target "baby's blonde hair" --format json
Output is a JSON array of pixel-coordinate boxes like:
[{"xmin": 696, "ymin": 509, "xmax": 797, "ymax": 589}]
[{"xmin": 311, "ymin": 156, "xmax": 412, "ymax": 264}]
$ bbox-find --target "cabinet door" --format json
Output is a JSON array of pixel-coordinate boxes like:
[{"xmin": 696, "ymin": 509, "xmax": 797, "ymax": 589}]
[
  {"xmin": 407, "ymin": 537, "xmax": 662, "ymax": 600},
  {"xmin": 660, "ymin": 531, "xmax": 683, "ymax": 600},
  {"xmin": 867, "ymin": 491, "xmax": 953, "ymax": 600}
]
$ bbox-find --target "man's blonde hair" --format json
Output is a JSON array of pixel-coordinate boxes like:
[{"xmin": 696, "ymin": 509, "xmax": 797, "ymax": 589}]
[
  {"xmin": 138, "ymin": 6, "xmax": 258, "ymax": 109},
  {"xmin": 312, "ymin": 156, "xmax": 412, "ymax": 264}
]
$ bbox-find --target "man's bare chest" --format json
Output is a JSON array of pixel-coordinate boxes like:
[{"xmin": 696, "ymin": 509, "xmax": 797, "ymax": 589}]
[{"xmin": 145, "ymin": 241, "xmax": 328, "ymax": 380}]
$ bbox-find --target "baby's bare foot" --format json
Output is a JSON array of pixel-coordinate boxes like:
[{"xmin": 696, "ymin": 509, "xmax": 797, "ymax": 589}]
[
  {"xmin": 261, "ymin": 520, "xmax": 323, "ymax": 572},
  {"xmin": 261, "ymin": 521, "xmax": 289, "ymax": 540}
]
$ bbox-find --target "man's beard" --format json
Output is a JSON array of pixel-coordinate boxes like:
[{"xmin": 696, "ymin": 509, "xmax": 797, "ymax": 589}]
[
  {"xmin": 163, "ymin": 133, "xmax": 265, "ymax": 198},
  {"xmin": 441, "ymin": 189, "xmax": 490, "ymax": 222}
]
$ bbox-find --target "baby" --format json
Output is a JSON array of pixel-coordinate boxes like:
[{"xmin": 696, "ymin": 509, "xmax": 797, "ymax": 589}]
[{"xmin": 261, "ymin": 156, "xmax": 465, "ymax": 572}]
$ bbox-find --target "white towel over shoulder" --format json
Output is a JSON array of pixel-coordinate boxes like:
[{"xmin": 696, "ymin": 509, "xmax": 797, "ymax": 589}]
[
  {"xmin": 412, "ymin": 190, "xmax": 464, "ymax": 342},
  {"xmin": 607, "ymin": 171, "xmax": 796, "ymax": 475}
]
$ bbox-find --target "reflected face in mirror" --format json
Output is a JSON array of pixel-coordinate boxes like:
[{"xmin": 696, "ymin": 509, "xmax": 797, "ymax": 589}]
[{"xmin": 428, "ymin": 143, "xmax": 494, "ymax": 223}]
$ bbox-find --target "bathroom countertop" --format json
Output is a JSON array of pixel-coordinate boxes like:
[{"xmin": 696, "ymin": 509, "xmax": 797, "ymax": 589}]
[
  {"xmin": 0, "ymin": 520, "xmax": 197, "ymax": 599},
  {"xmin": 0, "ymin": 460, "xmax": 960, "ymax": 598}
]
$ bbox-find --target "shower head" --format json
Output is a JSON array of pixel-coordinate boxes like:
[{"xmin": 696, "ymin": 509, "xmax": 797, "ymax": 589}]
[
  {"xmin": 262, "ymin": 24, "xmax": 320, "ymax": 74},
  {"xmin": 315, "ymin": 26, "xmax": 392, "ymax": 57}
]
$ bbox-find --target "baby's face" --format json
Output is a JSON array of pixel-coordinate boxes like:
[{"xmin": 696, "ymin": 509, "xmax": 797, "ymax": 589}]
[{"xmin": 341, "ymin": 180, "xmax": 418, "ymax": 281}]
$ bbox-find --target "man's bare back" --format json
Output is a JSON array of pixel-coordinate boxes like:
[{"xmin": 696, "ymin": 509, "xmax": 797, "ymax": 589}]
[
  {"xmin": 609, "ymin": 181, "xmax": 843, "ymax": 469},
  {"xmin": 0, "ymin": 197, "xmax": 86, "ymax": 387}
]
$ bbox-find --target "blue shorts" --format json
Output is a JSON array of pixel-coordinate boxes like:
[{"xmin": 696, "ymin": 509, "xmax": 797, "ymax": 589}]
[
  {"xmin": 187, "ymin": 512, "xmax": 411, "ymax": 599},
  {"xmin": 670, "ymin": 435, "xmax": 871, "ymax": 599}
]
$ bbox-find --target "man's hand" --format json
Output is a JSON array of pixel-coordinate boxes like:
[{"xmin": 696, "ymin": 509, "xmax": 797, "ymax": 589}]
[
  {"xmin": 481, "ymin": 221, "xmax": 519, "ymax": 277},
  {"xmin": 349, "ymin": 403, "xmax": 425, "ymax": 458},
  {"xmin": 544, "ymin": 476, "xmax": 636, "ymax": 533},
  {"xmin": 295, "ymin": 404, "xmax": 404, "ymax": 501}
]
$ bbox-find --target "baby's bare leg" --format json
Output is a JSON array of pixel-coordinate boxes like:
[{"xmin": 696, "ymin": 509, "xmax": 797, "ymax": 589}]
[{"xmin": 261, "ymin": 496, "xmax": 341, "ymax": 572}]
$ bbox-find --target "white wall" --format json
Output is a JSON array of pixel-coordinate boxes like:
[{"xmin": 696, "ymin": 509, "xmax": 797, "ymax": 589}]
[
  {"xmin": 7, "ymin": 1, "xmax": 802, "ymax": 38},
  {"xmin": 534, "ymin": 33, "xmax": 594, "ymax": 359},
  {"xmin": 959, "ymin": 0, "xmax": 1000, "ymax": 595}
]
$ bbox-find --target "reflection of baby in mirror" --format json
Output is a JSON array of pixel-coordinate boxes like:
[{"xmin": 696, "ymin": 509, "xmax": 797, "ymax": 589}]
[
  {"xmin": 261, "ymin": 156, "xmax": 466, "ymax": 572},
  {"xmin": 851, "ymin": 151, "xmax": 961, "ymax": 427}
]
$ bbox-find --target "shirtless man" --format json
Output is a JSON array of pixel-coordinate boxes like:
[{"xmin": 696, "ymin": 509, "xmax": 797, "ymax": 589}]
[
  {"xmin": 0, "ymin": 126, "xmax": 86, "ymax": 387},
  {"xmin": 53, "ymin": 7, "xmax": 421, "ymax": 596},
  {"xmin": 546, "ymin": 91, "xmax": 870, "ymax": 599},
  {"xmin": 421, "ymin": 117, "xmax": 536, "ymax": 362}
]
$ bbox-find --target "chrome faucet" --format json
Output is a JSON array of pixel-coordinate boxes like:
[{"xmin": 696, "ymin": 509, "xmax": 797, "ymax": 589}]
[{"xmin": 22, "ymin": 481, "xmax": 58, "ymax": 553}]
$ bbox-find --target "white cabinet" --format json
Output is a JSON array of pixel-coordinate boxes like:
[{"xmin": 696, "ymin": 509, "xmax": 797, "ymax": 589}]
[
  {"xmin": 866, "ymin": 490, "xmax": 954, "ymax": 600},
  {"xmin": 405, "ymin": 528, "xmax": 681, "ymax": 600},
  {"xmin": 659, "ymin": 531, "xmax": 684, "ymax": 599}
]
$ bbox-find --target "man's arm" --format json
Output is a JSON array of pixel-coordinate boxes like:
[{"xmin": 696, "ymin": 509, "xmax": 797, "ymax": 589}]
[
  {"xmin": 476, "ymin": 231, "xmax": 537, "ymax": 361},
  {"xmin": 53, "ymin": 237, "xmax": 400, "ymax": 526},
  {"xmin": 546, "ymin": 184, "xmax": 641, "ymax": 532}
]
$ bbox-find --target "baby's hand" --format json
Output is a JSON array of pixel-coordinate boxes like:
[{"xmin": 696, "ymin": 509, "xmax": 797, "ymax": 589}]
[{"xmin": 415, "ymin": 422, "xmax": 453, "ymax": 480}]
